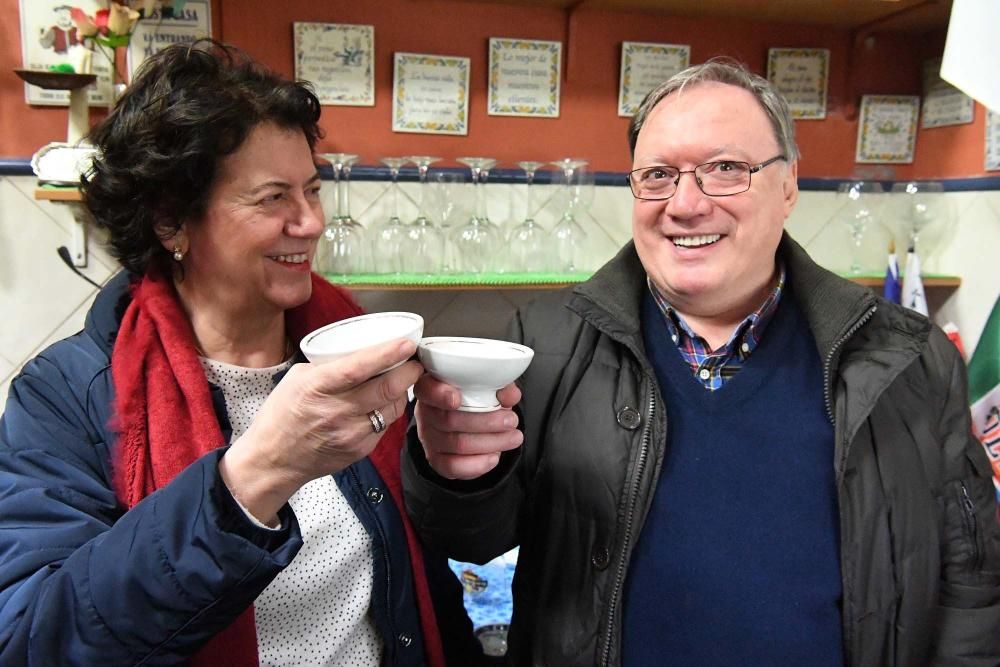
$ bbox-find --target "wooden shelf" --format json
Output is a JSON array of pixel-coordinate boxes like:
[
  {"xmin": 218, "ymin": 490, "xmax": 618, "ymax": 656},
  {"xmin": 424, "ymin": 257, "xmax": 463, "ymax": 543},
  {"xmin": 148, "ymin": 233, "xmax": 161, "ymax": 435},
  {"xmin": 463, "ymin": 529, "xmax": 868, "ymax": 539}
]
[
  {"xmin": 844, "ymin": 275, "xmax": 961, "ymax": 289},
  {"xmin": 34, "ymin": 186, "xmax": 83, "ymax": 202}
]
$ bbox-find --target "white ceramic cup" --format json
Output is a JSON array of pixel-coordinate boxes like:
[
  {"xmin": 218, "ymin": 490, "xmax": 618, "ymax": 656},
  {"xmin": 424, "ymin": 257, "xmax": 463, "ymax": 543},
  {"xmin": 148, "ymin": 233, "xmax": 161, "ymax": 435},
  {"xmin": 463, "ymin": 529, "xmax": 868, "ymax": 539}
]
[
  {"xmin": 300, "ymin": 312, "xmax": 424, "ymax": 370},
  {"xmin": 417, "ymin": 336, "xmax": 534, "ymax": 411}
]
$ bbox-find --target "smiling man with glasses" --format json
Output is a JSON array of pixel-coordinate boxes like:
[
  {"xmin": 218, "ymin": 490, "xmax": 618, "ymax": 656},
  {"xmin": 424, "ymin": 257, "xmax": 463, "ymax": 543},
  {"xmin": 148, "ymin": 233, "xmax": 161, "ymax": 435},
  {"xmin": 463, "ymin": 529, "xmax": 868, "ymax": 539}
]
[{"xmin": 403, "ymin": 58, "xmax": 1000, "ymax": 666}]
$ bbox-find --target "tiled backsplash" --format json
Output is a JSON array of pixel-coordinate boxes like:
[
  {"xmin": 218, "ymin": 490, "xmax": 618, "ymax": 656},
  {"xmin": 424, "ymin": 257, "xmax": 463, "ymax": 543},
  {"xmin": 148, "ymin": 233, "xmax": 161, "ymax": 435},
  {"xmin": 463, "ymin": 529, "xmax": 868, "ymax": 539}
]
[{"xmin": 3, "ymin": 173, "xmax": 999, "ymax": 407}]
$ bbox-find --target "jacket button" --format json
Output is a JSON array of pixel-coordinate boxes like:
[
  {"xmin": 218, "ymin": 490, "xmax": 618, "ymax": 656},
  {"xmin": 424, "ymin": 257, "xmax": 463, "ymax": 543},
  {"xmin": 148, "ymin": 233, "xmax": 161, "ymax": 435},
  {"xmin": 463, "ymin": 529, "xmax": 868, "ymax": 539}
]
[
  {"xmin": 366, "ymin": 487, "xmax": 384, "ymax": 504},
  {"xmin": 398, "ymin": 632, "xmax": 413, "ymax": 647},
  {"xmin": 592, "ymin": 546, "xmax": 611, "ymax": 570},
  {"xmin": 616, "ymin": 406, "xmax": 641, "ymax": 430}
]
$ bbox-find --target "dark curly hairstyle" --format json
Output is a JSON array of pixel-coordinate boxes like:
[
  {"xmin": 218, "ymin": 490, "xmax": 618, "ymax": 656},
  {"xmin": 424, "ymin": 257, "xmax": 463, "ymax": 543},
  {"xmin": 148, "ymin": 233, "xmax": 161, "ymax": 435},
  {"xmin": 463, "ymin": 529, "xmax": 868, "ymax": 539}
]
[{"xmin": 81, "ymin": 39, "xmax": 322, "ymax": 274}]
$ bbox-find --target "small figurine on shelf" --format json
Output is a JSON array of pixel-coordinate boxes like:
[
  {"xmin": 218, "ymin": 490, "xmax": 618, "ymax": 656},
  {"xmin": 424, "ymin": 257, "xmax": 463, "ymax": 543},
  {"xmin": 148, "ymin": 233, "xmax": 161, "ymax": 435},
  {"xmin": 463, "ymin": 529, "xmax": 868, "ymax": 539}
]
[
  {"xmin": 16, "ymin": 2, "xmax": 160, "ymax": 188},
  {"xmin": 38, "ymin": 6, "xmax": 82, "ymax": 57}
]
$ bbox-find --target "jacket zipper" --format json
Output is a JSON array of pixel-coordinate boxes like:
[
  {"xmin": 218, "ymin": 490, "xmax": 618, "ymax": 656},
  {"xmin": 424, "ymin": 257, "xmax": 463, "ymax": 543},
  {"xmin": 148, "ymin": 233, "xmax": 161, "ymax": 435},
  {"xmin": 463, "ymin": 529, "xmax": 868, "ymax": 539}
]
[
  {"xmin": 822, "ymin": 303, "xmax": 875, "ymax": 667},
  {"xmin": 600, "ymin": 384, "xmax": 656, "ymax": 667},
  {"xmin": 960, "ymin": 482, "xmax": 982, "ymax": 571},
  {"xmin": 822, "ymin": 304, "xmax": 877, "ymax": 425},
  {"xmin": 348, "ymin": 467, "xmax": 396, "ymax": 659}
]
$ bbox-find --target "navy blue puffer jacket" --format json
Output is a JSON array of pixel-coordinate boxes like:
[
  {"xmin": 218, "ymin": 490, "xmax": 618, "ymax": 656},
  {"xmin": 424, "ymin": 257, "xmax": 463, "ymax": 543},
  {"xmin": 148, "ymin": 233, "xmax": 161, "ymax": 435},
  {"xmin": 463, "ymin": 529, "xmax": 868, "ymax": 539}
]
[{"xmin": 0, "ymin": 271, "xmax": 477, "ymax": 666}]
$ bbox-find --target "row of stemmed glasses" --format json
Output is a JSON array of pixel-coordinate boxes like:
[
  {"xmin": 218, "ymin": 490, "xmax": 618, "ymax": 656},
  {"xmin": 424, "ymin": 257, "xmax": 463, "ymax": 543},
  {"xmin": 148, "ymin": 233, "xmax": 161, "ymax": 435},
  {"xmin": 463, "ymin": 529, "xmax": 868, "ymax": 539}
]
[
  {"xmin": 369, "ymin": 156, "xmax": 449, "ymax": 274},
  {"xmin": 449, "ymin": 157, "xmax": 592, "ymax": 274},
  {"xmin": 835, "ymin": 180, "xmax": 950, "ymax": 275},
  {"xmin": 498, "ymin": 158, "xmax": 591, "ymax": 273},
  {"xmin": 319, "ymin": 155, "xmax": 595, "ymax": 276}
]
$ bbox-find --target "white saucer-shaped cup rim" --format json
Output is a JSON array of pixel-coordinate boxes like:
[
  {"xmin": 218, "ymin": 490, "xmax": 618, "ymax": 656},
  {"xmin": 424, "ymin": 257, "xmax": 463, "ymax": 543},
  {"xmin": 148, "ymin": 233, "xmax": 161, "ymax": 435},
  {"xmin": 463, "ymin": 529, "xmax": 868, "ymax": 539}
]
[
  {"xmin": 417, "ymin": 337, "xmax": 534, "ymax": 411},
  {"xmin": 418, "ymin": 336, "xmax": 533, "ymax": 361},
  {"xmin": 301, "ymin": 311, "xmax": 424, "ymax": 365}
]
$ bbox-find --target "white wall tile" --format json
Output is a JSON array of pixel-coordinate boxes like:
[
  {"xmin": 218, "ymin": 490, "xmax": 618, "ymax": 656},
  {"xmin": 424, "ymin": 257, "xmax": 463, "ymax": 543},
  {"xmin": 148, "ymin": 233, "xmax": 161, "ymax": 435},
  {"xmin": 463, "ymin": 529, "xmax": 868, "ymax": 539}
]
[
  {"xmin": 7, "ymin": 176, "xmax": 117, "ymax": 285},
  {"xmin": 785, "ymin": 191, "xmax": 844, "ymax": 249},
  {"xmin": 0, "ymin": 177, "xmax": 99, "ymax": 367},
  {"xmin": 931, "ymin": 192, "xmax": 1000, "ymax": 355}
]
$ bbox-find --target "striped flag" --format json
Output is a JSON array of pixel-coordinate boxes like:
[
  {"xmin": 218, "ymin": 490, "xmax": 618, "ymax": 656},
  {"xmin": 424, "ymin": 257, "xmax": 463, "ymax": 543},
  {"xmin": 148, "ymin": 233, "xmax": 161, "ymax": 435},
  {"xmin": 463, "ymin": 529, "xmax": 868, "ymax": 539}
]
[
  {"xmin": 883, "ymin": 241, "xmax": 902, "ymax": 304},
  {"xmin": 901, "ymin": 248, "xmax": 928, "ymax": 316},
  {"xmin": 969, "ymin": 295, "xmax": 1000, "ymax": 498}
]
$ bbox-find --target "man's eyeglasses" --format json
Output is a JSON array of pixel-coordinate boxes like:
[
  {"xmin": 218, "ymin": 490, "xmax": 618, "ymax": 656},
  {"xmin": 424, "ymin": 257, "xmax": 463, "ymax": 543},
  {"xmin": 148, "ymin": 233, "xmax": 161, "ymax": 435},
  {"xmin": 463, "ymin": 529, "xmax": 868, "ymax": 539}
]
[{"xmin": 627, "ymin": 155, "xmax": 787, "ymax": 201}]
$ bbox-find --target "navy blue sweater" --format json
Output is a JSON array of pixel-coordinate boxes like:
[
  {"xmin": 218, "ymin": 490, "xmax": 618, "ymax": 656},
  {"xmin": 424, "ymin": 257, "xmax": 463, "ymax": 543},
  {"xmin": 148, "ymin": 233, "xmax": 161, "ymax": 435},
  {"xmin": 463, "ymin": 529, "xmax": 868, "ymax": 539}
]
[{"xmin": 622, "ymin": 287, "xmax": 844, "ymax": 666}]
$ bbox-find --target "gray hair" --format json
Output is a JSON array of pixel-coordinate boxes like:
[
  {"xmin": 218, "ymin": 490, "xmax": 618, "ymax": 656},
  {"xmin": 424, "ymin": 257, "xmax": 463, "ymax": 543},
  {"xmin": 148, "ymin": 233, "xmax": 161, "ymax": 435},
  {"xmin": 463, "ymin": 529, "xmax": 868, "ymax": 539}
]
[{"xmin": 627, "ymin": 57, "xmax": 799, "ymax": 161}]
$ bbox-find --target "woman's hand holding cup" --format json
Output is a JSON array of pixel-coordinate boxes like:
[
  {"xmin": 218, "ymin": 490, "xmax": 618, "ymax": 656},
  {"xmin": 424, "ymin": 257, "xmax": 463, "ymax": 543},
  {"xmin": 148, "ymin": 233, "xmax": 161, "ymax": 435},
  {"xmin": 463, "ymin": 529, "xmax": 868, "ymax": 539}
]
[{"xmin": 219, "ymin": 337, "xmax": 422, "ymax": 526}]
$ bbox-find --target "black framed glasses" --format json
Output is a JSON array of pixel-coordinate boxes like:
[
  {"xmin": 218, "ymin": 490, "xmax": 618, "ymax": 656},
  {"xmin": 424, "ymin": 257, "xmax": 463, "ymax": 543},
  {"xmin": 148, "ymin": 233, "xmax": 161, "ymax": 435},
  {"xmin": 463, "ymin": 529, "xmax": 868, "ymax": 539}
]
[{"xmin": 627, "ymin": 155, "xmax": 787, "ymax": 201}]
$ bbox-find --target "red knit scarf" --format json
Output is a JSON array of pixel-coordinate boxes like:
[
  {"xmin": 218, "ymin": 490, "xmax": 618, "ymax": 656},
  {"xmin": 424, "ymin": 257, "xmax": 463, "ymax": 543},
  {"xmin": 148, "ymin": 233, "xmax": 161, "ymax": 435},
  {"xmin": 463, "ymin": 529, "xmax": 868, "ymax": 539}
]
[{"xmin": 111, "ymin": 270, "xmax": 444, "ymax": 667}]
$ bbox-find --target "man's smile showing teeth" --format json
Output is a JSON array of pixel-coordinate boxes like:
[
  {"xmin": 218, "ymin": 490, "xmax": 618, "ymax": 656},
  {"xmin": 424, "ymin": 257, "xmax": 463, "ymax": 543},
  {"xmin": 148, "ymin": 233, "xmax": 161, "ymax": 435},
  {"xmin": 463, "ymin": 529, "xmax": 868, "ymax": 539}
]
[
  {"xmin": 269, "ymin": 253, "xmax": 308, "ymax": 263},
  {"xmin": 671, "ymin": 234, "xmax": 721, "ymax": 248}
]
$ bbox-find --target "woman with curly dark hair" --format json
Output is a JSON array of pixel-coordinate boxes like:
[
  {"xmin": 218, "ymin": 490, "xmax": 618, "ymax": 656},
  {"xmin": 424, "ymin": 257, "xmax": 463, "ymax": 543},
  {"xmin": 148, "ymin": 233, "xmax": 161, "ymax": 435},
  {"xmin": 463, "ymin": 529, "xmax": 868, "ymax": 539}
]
[{"xmin": 0, "ymin": 40, "xmax": 477, "ymax": 666}]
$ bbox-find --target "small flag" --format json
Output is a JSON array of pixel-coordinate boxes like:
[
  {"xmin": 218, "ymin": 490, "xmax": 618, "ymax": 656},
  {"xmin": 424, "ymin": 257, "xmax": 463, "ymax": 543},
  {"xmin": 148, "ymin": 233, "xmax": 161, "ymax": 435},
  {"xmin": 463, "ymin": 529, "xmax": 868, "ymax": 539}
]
[
  {"xmin": 969, "ymin": 295, "xmax": 1000, "ymax": 498},
  {"xmin": 901, "ymin": 247, "xmax": 928, "ymax": 316},
  {"xmin": 883, "ymin": 239, "xmax": 902, "ymax": 304},
  {"xmin": 942, "ymin": 322, "xmax": 967, "ymax": 359}
]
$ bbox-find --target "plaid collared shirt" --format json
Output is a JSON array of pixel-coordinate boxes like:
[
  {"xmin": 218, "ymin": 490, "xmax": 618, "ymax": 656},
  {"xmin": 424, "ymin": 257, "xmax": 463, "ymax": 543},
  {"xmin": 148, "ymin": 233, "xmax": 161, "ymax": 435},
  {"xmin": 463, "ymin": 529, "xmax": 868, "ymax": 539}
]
[{"xmin": 648, "ymin": 265, "xmax": 786, "ymax": 391}]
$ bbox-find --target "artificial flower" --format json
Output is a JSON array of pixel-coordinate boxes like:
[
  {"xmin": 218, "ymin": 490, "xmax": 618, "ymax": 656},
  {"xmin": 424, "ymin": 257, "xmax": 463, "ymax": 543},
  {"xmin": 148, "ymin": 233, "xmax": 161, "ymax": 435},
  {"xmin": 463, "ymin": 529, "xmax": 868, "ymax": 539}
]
[
  {"xmin": 107, "ymin": 3, "xmax": 140, "ymax": 36},
  {"xmin": 69, "ymin": 8, "xmax": 99, "ymax": 37},
  {"xmin": 70, "ymin": 2, "xmax": 142, "ymax": 49}
]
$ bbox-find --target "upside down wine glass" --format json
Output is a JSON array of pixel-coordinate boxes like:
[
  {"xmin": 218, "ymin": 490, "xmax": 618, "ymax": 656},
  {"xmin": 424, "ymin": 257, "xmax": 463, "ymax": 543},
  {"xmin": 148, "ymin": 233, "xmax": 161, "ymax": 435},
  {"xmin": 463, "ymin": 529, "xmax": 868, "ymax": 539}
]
[
  {"xmin": 432, "ymin": 171, "xmax": 466, "ymax": 273},
  {"xmin": 340, "ymin": 154, "xmax": 367, "ymax": 271},
  {"xmin": 506, "ymin": 161, "xmax": 548, "ymax": 272},
  {"xmin": 550, "ymin": 158, "xmax": 591, "ymax": 273},
  {"xmin": 317, "ymin": 153, "xmax": 365, "ymax": 276},
  {"xmin": 453, "ymin": 157, "xmax": 500, "ymax": 273},
  {"xmin": 890, "ymin": 181, "xmax": 947, "ymax": 256},
  {"xmin": 371, "ymin": 157, "xmax": 409, "ymax": 274},
  {"xmin": 403, "ymin": 156, "xmax": 444, "ymax": 274},
  {"xmin": 837, "ymin": 181, "xmax": 883, "ymax": 275}
]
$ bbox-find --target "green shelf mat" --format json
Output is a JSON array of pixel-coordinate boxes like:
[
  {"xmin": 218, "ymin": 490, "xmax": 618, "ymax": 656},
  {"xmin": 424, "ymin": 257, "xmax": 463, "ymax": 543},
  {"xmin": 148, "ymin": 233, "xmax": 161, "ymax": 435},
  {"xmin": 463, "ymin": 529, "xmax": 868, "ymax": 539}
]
[{"xmin": 323, "ymin": 272, "xmax": 590, "ymax": 286}]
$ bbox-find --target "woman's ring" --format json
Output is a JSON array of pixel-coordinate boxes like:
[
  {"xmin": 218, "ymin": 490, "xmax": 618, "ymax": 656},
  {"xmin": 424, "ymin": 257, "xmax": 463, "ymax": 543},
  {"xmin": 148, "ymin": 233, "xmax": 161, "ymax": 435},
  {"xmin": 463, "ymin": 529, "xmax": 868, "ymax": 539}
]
[{"xmin": 367, "ymin": 409, "xmax": 386, "ymax": 434}]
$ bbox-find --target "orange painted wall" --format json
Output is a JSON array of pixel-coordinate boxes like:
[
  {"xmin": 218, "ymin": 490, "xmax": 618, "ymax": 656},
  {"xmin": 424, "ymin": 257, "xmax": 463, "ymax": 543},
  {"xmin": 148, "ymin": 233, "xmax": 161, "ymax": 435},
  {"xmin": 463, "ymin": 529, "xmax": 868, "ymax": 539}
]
[{"xmin": 1, "ymin": 0, "xmax": 992, "ymax": 179}]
